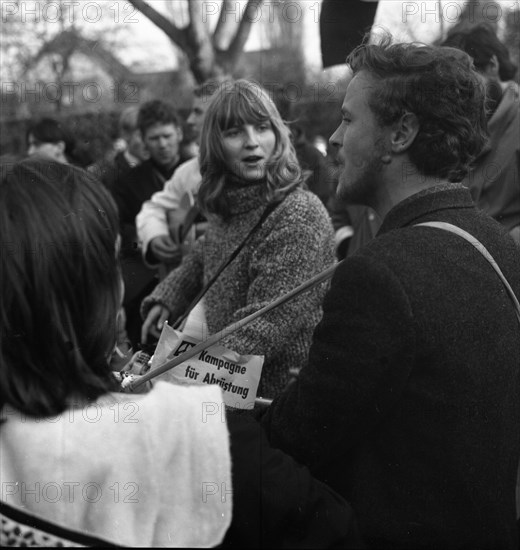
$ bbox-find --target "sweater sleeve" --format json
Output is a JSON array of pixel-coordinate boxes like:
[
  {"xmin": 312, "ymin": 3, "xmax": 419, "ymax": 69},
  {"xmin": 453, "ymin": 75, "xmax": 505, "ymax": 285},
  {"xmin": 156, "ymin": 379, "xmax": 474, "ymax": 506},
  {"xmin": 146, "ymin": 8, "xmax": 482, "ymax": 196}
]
[
  {"xmin": 260, "ymin": 251, "xmax": 416, "ymax": 478},
  {"xmin": 220, "ymin": 192, "xmax": 335, "ymax": 357},
  {"xmin": 140, "ymin": 238, "xmax": 204, "ymax": 322}
]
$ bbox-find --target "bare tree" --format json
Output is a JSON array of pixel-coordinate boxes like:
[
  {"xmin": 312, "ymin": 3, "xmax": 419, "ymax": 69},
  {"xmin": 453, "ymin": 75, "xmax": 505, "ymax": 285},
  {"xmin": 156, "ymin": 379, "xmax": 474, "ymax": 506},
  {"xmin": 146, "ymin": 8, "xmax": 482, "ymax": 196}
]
[
  {"xmin": 1, "ymin": 0, "xmax": 130, "ymax": 112},
  {"xmin": 126, "ymin": 0, "xmax": 264, "ymax": 83}
]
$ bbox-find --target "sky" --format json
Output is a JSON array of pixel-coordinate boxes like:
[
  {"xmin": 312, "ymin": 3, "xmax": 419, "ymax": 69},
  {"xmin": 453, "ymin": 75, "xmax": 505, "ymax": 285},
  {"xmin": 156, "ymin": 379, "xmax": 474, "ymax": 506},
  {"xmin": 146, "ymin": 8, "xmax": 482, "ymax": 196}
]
[
  {"xmin": 108, "ymin": 0, "xmax": 518, "ymax": 73},
  {"xmin": 1, "ymin": 0, "xmax": 517, "ymax": 78}
]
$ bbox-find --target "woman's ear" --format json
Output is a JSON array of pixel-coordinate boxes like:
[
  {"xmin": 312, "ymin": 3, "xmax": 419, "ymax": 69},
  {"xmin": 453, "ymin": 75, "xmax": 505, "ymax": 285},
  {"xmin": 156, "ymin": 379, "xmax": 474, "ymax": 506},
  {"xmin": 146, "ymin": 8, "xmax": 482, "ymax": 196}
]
[{"xmin": 390, "ymin": 112, "xmax": 419, "ymax": 154}]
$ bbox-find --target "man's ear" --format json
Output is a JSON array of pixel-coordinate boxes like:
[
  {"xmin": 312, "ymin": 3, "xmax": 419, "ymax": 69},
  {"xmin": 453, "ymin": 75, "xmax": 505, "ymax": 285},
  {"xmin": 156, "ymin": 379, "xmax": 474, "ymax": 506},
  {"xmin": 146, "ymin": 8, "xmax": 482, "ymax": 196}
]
[
  {"xmin": 390, "ymin": 112, "xmax": 419, "ymax": 154},
  {"xmin": 55, "ymin": 141, "xmax": 66, "ymax": 155},
  {"xmin": 177, "ymin": 126, "xmax": 183, "ymax": 142}
]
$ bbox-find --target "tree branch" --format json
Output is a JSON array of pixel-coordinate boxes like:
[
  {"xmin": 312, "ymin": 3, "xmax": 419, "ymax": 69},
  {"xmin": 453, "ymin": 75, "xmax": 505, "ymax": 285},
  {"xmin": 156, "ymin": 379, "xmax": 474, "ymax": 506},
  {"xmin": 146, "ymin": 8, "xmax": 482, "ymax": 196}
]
[
  {"xmin": 186, "ymin": 0, "xmax": 221, "ymax": 82},
  {"xmin": 226, "ymin": 0, "xmax": 264, "ymax": 66},
  {"xmin": 126, "ymin": 0, "xmax": 190, "ymax": 52},
  {"xmin": 213, "ymin": 0, "xmax": 238, "ymax": 49}
]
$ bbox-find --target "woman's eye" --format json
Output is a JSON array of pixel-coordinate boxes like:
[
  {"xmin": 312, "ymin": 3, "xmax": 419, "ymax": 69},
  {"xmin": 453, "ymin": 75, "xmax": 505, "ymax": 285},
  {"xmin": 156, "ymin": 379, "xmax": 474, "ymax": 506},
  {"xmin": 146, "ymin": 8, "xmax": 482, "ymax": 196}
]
[
  {"xmin": 257, "ymin": 123, "xmax": 270, "ymax": 131},
  {"xmin": 225, "ymin": 128, "xmax": 240, "ymax": 137}
]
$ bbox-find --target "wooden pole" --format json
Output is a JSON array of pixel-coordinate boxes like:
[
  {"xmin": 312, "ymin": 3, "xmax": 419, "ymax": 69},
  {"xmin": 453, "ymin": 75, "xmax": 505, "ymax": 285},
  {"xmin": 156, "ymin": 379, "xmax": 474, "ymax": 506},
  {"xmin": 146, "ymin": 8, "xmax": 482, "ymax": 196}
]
[{"xmin": 128, "ymin": 262, "xmax": 339, "ymax": 391}]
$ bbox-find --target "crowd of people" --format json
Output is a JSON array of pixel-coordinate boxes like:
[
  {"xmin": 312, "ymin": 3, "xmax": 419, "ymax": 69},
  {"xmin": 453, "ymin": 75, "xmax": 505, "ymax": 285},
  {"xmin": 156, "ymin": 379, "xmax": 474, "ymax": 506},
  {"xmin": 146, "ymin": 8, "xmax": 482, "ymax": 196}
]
[{"xmin": 1, "ymin": 22, "xmax": 519, "ymax": 549}]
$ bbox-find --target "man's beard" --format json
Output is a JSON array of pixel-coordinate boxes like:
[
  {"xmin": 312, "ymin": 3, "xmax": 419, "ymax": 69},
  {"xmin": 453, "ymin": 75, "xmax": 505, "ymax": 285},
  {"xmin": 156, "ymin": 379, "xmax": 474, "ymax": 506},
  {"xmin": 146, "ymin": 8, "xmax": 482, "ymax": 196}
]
[{"xmin": 336, "ymin": 143, "xmax": 387, "ymax": 207}]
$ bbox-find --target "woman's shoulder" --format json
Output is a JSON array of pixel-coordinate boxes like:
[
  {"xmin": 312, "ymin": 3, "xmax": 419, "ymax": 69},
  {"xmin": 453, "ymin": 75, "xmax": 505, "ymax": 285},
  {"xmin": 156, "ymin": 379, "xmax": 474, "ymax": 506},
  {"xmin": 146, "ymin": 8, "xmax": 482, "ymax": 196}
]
[
  {"xmin": 110, "ymin": 381, "xmax": 225, "ymax": 426},
  {"xmin": 282, "ymin": 187, "xmax": 327, "ymax": 210},
  {"xmin": 275, "ymin": 187, "xmax": 332, "ymax": 226}
]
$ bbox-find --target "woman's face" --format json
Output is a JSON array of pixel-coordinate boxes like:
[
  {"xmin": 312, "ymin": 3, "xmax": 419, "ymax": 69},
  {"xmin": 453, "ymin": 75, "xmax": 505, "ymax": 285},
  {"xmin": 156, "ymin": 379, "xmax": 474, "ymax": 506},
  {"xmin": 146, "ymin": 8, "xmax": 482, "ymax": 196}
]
[{"xmin": 221, "ymin": 121, "xmax": 276, "ymax": 181}]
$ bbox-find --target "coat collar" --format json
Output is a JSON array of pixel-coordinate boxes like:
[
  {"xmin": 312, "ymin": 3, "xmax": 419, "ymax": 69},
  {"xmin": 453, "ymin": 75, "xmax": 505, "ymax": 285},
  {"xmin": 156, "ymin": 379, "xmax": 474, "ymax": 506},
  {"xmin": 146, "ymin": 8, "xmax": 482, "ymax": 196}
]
[{"xmin": 378, "ymin": 183, "xmax": 475, "ymax": 235}]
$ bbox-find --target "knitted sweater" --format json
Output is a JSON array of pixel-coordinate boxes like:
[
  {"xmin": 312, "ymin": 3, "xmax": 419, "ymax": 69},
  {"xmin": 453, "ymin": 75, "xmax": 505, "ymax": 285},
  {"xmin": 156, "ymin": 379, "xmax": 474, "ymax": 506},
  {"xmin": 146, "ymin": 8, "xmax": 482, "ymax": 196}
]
[{"xmin": 142, "ymin": 183, "xmax": 335, "ymax": 398}]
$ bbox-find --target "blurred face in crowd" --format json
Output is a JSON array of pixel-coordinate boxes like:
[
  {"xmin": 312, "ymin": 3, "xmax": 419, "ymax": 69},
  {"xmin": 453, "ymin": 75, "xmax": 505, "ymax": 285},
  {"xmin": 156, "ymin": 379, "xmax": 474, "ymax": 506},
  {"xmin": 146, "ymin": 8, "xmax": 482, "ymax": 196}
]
[
  {"xmin": 330, "ymin": 70, "xmax": 391, "ymax": 205},
  {"xmin": 142, "ymin": 123, "xmax": 182, "ymax": 169},
  {"xmin": 126, "ymin": 129, "xmax": 149, "ymax": 162},
  {"xmin": 187, "ymin": 97, "xmax": 211, "ymax": 145},
  {"xmin": 222, "ymin": 122, "xmax": 276, "ymax": 182},
  {"xmin": 478, "ymin": 55, "xmax": 503, "ymax": 118},
  {"xmin": 27, "ymin": 134, "xmax": 67, "ymax": 164}
]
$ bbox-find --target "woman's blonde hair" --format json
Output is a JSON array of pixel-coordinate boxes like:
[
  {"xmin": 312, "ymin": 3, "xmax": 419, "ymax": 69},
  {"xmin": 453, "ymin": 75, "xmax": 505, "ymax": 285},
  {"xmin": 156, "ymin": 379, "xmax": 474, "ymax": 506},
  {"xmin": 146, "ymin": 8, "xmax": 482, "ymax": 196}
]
[{"xmin": 198, "ymin": 79, "xmax": 302, "ymax": 218}]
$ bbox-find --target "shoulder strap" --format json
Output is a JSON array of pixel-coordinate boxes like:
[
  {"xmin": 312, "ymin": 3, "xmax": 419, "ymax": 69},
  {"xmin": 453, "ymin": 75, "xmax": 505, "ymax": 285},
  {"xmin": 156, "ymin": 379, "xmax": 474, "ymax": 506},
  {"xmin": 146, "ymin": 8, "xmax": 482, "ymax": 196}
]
[
  {"xmin": 416, "ymin": 221, "xmax": 520, "ymax": 325},
  {"xmin": 173, "ymin": 200, "xmax": 281, "ymax": 330}
]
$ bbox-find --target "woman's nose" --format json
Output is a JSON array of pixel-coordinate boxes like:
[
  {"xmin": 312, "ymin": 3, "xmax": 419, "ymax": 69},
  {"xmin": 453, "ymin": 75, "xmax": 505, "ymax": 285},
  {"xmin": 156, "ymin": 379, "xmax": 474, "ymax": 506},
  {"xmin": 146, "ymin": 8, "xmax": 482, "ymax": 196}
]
[{"xmin": 244, "ymin": 127, "xmax": 259, "ymax": 148}]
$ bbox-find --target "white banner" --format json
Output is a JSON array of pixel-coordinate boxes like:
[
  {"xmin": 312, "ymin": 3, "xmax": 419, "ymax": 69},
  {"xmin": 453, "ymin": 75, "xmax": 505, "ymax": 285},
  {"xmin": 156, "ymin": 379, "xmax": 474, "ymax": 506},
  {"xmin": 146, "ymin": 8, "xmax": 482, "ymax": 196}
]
[{"xmin": 148, "ymin": 323, "xmax": 264, "ymax": 410}]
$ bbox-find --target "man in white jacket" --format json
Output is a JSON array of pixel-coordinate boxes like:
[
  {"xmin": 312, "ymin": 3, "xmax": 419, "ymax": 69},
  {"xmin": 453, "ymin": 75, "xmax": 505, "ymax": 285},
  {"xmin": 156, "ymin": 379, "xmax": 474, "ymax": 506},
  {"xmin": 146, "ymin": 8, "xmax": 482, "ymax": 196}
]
[{"xmin": 136, "ymin": 79, "xmax": 228, "ymax": 271}]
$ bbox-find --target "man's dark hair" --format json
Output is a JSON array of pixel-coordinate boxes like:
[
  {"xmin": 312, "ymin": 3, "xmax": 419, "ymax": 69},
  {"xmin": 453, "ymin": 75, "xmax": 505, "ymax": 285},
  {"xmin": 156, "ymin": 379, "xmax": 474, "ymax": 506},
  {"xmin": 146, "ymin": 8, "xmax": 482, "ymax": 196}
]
[
  {"xmin": 26, "ymin": 117, "xmax": 75, "ymax": 157},
  {"xmin": 137, "ymin": 100, "xmax": 181, "ymax": 136},
  {"xmin": 441, "ymin": 23, "xmax": 517, "ymax": 81},
  {"xmin": 347, "ymin": 36, "xmax": 488, "ymax": 182}
]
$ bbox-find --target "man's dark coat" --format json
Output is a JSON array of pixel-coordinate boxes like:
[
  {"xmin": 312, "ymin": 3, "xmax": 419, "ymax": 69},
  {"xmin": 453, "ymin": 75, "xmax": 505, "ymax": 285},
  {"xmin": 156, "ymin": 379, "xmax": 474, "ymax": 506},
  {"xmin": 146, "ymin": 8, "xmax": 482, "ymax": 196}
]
[{"xmin": 262, "ymin": 184, "xmax": 520, "ymax": 549}]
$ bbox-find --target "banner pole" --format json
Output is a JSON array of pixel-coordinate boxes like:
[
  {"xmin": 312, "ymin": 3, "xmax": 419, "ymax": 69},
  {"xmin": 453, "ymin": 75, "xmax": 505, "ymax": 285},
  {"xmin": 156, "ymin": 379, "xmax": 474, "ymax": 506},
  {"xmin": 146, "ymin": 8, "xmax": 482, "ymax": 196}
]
[{"xmin": 128, "ymin": 262, "xmax": 339, "ymax": 391}]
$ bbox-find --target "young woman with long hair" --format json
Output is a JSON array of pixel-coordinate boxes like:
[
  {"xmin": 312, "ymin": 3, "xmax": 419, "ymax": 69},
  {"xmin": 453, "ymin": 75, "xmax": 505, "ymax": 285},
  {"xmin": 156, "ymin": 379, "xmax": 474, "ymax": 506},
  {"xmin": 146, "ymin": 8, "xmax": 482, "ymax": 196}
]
[{"xmin": 141, "ymin": 79, "xmax": 335, "ymax": 399}]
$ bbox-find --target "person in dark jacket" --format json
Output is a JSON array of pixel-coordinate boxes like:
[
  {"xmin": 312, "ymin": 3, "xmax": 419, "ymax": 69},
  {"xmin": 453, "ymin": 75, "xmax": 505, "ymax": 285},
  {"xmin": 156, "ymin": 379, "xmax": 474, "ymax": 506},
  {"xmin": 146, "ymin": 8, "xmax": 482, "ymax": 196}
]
[
  {"xmin": 88, "ymin": 105, "xmax": 149, "ymax": 194},
  {"xmin": 441, "ymin": 23, "xmax": 520, "ymax": 245},
  {"xmin": 260, "ymin": 36, "xmax": 520, "ymax": 549},
  {"xmin": 112, "ymin": 100, "xmax": 185, "ymax": 347},
  {"xmin": 291, "ymin": 123, "xmax": 332, "ymax": 206},
  {"xmin": 112, "ymin": 100, "xmax": 185, "ymax": 249}
]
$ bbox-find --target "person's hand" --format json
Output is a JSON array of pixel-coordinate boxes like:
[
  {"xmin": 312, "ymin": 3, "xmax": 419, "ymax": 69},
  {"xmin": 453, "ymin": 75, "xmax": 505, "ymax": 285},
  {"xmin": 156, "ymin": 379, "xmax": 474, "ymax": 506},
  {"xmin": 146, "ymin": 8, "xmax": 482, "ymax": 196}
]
[
  {"xmin": 141, "ymin": 304, "xmax": 170, "ymax": 344},
  {"xmin": 149, "ymin": 235, "xmax": 182, "ymax": 263},
  {"xmin": 120, "ymin": 351, "xmax": 152, "ymax": 375}
]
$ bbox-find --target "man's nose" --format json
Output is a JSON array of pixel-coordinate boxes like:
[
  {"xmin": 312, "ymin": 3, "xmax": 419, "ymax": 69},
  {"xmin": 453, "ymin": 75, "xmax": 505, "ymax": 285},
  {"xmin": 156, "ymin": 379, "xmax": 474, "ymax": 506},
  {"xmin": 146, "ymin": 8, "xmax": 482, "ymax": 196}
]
[{"xmin": 329, "ymin": 126, "xmax": 342, "ymax": 149}]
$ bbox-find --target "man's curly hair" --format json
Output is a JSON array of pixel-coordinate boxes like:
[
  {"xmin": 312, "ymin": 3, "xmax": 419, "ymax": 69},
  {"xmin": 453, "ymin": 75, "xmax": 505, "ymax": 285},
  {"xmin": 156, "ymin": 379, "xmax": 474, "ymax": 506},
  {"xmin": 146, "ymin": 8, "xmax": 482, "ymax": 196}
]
[
  {"xmin": 347, "ymin": 36, "xmax": 488, "ymax": 182},
  {"xmin": 137, "ymin": 100, "xmax": 181, "ymax": 136}
]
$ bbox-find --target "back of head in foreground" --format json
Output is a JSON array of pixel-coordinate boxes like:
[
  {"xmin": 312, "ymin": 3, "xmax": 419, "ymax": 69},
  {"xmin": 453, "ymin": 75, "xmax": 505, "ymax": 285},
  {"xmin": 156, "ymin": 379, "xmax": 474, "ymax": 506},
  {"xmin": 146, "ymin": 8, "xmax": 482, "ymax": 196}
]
[
  {"xmin": 0, "ymin": 159, "xmax": 121, "ymax": 418},
  {"xmin": 346, "ymin": 36, "xmax": 488, "ymax": 184}
]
